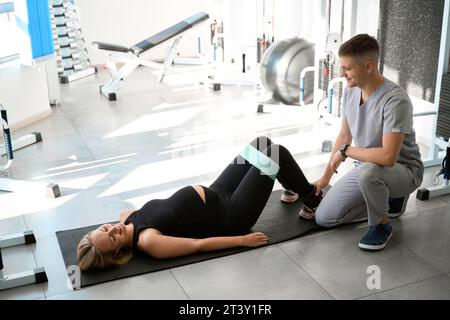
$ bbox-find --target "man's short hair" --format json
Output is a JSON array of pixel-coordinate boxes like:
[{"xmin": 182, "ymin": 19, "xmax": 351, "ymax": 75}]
[{"xmin": 338, "ymin": 34, "xmax": 380, "ymax": 62}]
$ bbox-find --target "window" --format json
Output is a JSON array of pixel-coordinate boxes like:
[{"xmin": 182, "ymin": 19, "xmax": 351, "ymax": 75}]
[{"xmin": 0, "ymin": 1, "xmax": 19, "ymax": 63}]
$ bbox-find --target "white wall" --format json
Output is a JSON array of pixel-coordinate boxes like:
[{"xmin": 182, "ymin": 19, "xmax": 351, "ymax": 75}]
[
  {"xmin": 0, "ymin": 60, "xmax": 52, "ymax": 129},
  {"xmin": 355, "ymin": 0, "xmax": 379, "ymax": 37},
  {"xmin": 273, "ymin": 0, "xmax": 315, "ymax": 42},
  {"xmin": 221, "ymin": 0, "xmax": 258, "ymax": 67},
  {"xmin": 76, "ymin": 0, "xmax": 211, "ymax": 64}
]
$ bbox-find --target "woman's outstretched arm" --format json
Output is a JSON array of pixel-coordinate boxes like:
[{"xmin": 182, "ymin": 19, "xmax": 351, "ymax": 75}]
[{"xmin": 139, "ymin": 231, "xmax": 269, "ymax": 259}]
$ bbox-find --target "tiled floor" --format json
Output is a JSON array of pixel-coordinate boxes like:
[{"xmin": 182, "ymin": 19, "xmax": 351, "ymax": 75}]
[{"xmin": 1, "ymin": 67, "xmax": 449, "ymax": 300}]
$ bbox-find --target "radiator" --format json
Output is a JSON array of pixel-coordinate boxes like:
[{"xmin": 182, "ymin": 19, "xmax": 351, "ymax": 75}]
[{"xmin": 437, "ymin": 73, "xmax": 450, "ymax": 140}]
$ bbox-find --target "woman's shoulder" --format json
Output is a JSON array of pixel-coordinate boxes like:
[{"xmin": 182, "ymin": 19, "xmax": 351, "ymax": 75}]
[
  {"xmin": 119, "ymin": 209, "xmax": 136, "ymax": 223},
  {"xmin": 137, "ymin": 228, "xmax": 162, "ymax": 251}
]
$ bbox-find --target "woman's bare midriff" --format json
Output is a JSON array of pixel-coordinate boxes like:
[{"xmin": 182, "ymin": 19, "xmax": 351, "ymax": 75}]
[{"xmin": 191, "ymin": 185, "xmax": 206, "ymax": 204}]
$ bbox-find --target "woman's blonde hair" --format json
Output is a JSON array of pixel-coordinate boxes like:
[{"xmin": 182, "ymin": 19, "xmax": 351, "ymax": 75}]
[{"xmin": 77, "ymin": 231, "xmax": 133, "ymax": 271}]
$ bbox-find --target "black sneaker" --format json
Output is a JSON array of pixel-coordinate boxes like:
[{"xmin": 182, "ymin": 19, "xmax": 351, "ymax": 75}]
[
  {"xmin": 280, "ymin": 189, "xmax": 299, "ymax": 203},
  {"xmin": 299, "ymin": 188, "xmax": 323, "ymax": 220},
  {"xmin": 358, "ymin": 223, "xmax": 393, "ymax": 251},
  {"xmin": 388, "ymin": 195, "xmax": 409, "ymax": 218}
]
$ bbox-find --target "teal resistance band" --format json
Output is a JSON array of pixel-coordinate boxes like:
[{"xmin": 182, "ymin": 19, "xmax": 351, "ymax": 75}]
[{"xmin": 239, "ymin": 145, "xmax": 280, "ymax": 180}]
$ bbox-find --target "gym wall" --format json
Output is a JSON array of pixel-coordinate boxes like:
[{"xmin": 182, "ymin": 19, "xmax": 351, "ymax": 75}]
[
  {"xmin": 378, "ymin": 0, "xmax": 445, "ymax": 103},
  {"xmin": 0, "ymin": 62, "xmax": 52, "ymax": 129}
]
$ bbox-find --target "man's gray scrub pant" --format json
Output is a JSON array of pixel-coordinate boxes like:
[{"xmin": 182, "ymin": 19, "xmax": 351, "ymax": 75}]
[{"xmin": 315, "ymin": 162, "xmax": 423, "ymax": 227}]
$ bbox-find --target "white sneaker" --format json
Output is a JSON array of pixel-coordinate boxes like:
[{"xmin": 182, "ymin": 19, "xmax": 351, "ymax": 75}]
[
  {"xmin": 299, "ymin": 206, "xmax": 316, "ymax": 220},
  {"xmin": 298, "ymin": 188, "xmax": 323, "ymax": 220},
  {"xmin": 280, "ymin": 189, "xmax": 299, "ymax": 203}
]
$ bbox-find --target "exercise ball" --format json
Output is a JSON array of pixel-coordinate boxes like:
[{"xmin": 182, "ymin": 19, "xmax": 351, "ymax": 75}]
[{"xmin": 260, "ymin": 37, "xmax": 315, "ymax": 105}]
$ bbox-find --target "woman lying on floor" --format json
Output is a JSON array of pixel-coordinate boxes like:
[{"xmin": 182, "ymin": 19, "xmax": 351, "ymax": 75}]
[{"xmin": 77, "ymin": 136, "xmax": 323, "ymax": 271}]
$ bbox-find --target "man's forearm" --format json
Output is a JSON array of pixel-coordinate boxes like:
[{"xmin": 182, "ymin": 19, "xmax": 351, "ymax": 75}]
[
  {"xmin": 346, "ymin": 146, "xmax": 395, "ymax": 167},
  {"xmin": 323, "ymin": 135, "xmax": 352, "ymax": 179}
]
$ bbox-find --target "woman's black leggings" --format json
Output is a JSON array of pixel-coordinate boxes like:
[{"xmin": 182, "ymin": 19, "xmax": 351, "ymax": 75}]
[{"xmin": 210, "ymin": 136, "xmax": 315, "ymax": 234}]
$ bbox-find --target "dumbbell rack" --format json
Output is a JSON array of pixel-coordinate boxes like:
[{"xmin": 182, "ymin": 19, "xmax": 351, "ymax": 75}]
[{"xmin": 49, "ymin": 0, "xmax": 96, "ymax": 83}]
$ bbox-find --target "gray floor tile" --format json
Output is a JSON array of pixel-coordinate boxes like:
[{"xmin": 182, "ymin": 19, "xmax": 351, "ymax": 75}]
[
  {"xmin": 118, "ymin": 91, "xmax": 165, "ymax": 112},
  {"xmin": 23, "ymin": 186, "xmax": 129, "ymax": 239},
  {"xmin": 0, "ymin": 216, "xmax": 26, "ymax": 237},
  {"xmin": 130, "ymin": 103, "xmax": 216, "ymax": 136},
  {"xmin": 60, "ymin": 98, "xmax": 132, "ymax": 118},
  {"xmin": 279, "ymin": 224, "xmax": 442, "ymax": 300},
  {"xmin": 124, "ymin": 89, "xmax": 218, "ymax": 116},
  {"xmin": 79, "ymin": 130, "xmax": 170, "ymax": 159},
  {"xmin": 441, "ymin": 194, "xmax": 450, "ymax": 205},
  {"xmin": 360, "ymin": 275, "xmax": 450, "ymax": 300},
  {"xmin": 59, "ymin": 77, "xmax": 125, "ymax": 110},
  {"xmin": 11, "ymin": 112, "xmax": 78, "ymax": 139},
  {"xmin": 403, "ymin": 193, "xmax": 450, "ymax": 216},
  {"xmin": 171, "ymin": 246, "xmax": 334, "ymax": 300},
  {"xmin": 94, "ymin": 151, "xmax": 167, "ymax": 186},
  {"xmin": 8, "ymin": 156, "xmax": 111, "ymax": 190},
  {"xmin": 46, "ymin": 271, "xmax": 187, "ymax": 300},
  {"xmin": 392, "ymin": 206, "xmax": 450, "ymax": 273},
  {"xmin": 64, "ymin": 109, "xmax": 140, "ymax": 136},
  {"xmin": 0, "ymin": 285, "xmax": 45, "ymax": 300},
  {"xmin": 0, "ymin": 191, "xmax": 25, "ymax": 221},
  {"xmin": 6, "ymin": 134, "xmax": 94, "ymax": 168}
]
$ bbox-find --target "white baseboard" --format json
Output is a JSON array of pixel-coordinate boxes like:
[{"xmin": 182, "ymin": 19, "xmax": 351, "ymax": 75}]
[{"xmin": 0, "ymin": 109, "xmax": 52, "ymax": 138}]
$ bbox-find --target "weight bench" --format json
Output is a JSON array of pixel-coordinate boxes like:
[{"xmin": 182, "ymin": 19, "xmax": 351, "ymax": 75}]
[{"xmin": 92, "ymin": 12, "xmax": 210, "ymax": 101}]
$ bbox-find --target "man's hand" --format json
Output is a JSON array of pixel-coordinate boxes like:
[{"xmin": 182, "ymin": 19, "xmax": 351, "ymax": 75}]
[
  {"xmin": 313, "ymin": 176, "xmax": 330, "ymax": 196},
  {"xmin": 329, "ymin": 150, "xmax": 347, "ymax": 174}
]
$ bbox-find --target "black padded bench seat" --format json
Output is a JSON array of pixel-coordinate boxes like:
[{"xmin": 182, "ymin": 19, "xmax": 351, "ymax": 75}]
[{"xmin": 92, "ymin": 12, "xmax": 209, "ymax": 55}]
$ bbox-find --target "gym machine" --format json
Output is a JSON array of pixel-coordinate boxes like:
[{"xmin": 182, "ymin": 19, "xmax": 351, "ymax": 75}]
[
  {"xmin": 417, "ymin": 73, "xmax": 450, "ymax": 200},
  {"xmin": 316, "ymin": 0, "xmax": 346, "ymax": 152},
  {"xmin": 0, "ymin": 104, "xmax": 61, "ymax": 198},
  {"xmin": 0, "ymin": 231, "xmax": 48, "ymax": 291},
  {"xmin": 0, "ymin": 104, "xmax": 56, "ymax": 291}
]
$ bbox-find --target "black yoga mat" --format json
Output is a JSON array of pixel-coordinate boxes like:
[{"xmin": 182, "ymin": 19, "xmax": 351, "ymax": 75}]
[{"xmin": 56, "ymin": 190, "xmax": 324, "ymax": 289}]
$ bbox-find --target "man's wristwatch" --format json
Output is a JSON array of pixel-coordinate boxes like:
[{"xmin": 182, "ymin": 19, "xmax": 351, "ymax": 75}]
[{"xmin": 340, "ymin": 144, "xmax": 350, "ymax": 158}]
